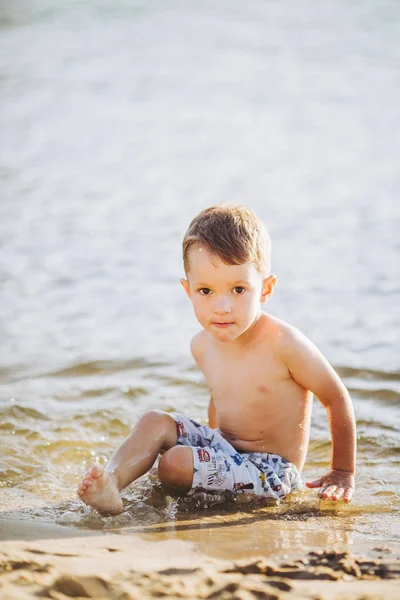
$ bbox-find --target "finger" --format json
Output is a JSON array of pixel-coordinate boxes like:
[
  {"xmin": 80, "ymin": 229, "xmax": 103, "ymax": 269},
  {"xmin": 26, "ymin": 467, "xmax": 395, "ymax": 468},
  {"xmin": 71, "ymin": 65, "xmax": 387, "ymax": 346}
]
[
  {"xmin": 305, "ymin": 477, "xmax": 324, "ymax": 489},
  {"xmin": 319, "ymin": 484, "xmax": 338, "ymax": 499},
  {"xmin": 343, "ymin": 487, "xmax": 353, "ymax": 503},
  {"xmin": 331, "ymin": 487, "xmax": 344, "ymax": 501}
]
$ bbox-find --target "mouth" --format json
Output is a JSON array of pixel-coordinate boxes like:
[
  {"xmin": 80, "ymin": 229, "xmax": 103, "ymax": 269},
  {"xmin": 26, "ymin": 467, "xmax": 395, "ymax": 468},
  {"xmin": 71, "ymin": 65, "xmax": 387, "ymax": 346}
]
[{"xmin": 212, "ymin": 322, "xmax": 234, "ymax": 328}]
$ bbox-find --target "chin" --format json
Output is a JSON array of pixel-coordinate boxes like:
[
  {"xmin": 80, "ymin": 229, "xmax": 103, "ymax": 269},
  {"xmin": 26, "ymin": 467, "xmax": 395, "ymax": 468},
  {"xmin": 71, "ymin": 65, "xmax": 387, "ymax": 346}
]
[
  {"xmin": 207, "ymin": 328, "xmax": 230, "ymax": 342},
  {"xmin": 215, "ymin": 333, "xmax": 232, "ymax": 343},
  {"xmin": 214, "ymin": 328, "xmax": 243, "ymax": 343}
]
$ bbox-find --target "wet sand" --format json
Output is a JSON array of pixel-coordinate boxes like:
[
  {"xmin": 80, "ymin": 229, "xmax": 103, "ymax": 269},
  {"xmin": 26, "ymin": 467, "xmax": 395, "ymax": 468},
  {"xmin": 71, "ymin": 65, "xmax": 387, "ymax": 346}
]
[{"xmin": 1, "ymin": 518, "xmax": 399, "ymax": 600}]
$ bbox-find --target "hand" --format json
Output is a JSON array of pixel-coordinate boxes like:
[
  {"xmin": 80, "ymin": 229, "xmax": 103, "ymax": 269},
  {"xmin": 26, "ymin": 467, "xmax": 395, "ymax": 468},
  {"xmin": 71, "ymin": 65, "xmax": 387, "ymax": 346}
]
[{"xmin": 306, "ymin": 469, "xmax": 355, "ymax": 503}]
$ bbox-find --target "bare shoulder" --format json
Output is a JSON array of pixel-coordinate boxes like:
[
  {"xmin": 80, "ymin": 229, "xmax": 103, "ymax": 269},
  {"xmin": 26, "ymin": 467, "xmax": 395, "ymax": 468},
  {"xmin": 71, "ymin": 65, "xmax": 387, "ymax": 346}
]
[
  {"xmin": 260, "ymin": 313, "xmax": 306, "ymax": 345},
  {"xmin": 264, "ymin": 315, "xmax": 342, "ymax": 395},
  {"xmin": 190, "ymin": 329, "xmax": 212, "ymax": 368},
  {"xmin": 261, "ymin": 314, "xmax": 319, "ymax": 358}
]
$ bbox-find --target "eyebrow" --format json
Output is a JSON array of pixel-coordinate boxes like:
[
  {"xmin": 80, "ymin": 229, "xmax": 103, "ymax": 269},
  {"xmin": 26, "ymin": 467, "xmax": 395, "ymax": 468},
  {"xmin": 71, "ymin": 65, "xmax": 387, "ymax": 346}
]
[{"xmin": 192, "ymin": 280, "xmax": 252, "ymax": 286}]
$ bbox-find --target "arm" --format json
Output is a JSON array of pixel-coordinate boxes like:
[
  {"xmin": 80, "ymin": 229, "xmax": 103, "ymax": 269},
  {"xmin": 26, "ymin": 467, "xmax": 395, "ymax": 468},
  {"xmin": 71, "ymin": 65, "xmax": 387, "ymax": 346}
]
[
  {"xmin": 190, "ymin": 331, "xmax": 217, "ymax": 426},
  {"xmin": 208, "ymin": 396, "xmax": 218, "ymax": 429},
  {"xmin": 282, "ymin": 327, "xmax": 356, "ymax": 502}
]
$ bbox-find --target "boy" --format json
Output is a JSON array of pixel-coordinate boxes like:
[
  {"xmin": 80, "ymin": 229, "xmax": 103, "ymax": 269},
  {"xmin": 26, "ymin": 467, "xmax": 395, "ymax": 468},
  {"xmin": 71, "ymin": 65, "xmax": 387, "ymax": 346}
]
[{"xmin": 77, "ymin": 204, "xmax": 356, "ymax": 515}]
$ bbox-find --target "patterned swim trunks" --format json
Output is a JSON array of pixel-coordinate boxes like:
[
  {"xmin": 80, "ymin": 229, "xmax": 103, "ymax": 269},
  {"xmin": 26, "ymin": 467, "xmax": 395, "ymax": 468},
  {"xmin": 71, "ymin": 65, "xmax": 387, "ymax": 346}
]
[{"xmin": 172, "ymin": 414, "xmax": 301, "ymax": 500}]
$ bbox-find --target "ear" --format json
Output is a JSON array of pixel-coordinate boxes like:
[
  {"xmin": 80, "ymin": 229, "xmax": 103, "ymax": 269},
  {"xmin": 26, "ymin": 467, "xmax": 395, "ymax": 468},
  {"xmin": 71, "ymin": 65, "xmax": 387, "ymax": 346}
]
[
  {"xmin": 260, "ymin": 274, "xmax": 277, "ymax": 303},
  {"xmin": 180, "ymin": 278, "xmax": 191, "ymax": 299}
]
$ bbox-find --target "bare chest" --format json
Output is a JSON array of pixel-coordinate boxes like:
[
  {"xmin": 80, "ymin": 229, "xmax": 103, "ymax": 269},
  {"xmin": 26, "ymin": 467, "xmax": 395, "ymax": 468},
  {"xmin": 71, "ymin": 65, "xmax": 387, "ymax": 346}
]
[{"xmin": 202, "ymin": 347, "xmax": 290, "ymax": 406}]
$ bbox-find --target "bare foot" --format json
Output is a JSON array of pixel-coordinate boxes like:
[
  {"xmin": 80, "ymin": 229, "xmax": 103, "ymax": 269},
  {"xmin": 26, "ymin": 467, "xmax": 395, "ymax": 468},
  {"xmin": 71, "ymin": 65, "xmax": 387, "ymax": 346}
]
[{"xmin": 76, "ymin": 465, "xmax": 123, "ymax": 515}]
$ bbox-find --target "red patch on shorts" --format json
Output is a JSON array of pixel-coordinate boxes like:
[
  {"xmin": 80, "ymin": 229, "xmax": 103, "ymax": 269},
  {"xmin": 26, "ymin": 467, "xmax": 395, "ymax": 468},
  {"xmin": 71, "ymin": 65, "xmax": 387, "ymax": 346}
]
[
  {"xmin": 176, "ymin": 421, "xmax": 185, "ymax": 438},
  {"xmin": 197, "ymin": 448, "xmax": 211, "ymax": 462},
  {"xmin": 234, "ymin": 482, "xmax": 254, "ymax": 491}
]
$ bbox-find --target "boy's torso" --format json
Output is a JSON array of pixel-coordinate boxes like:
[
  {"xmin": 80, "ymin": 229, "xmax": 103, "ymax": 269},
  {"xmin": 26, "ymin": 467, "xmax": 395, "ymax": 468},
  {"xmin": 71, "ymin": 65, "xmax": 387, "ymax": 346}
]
[{"xmin": 195, "ymin": 314, "xmax": 313, "ymax": 471}]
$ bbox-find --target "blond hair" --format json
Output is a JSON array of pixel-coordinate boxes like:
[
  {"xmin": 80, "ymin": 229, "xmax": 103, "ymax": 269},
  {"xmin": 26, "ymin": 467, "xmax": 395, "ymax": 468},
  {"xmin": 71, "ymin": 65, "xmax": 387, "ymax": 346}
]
[{"xmin": 182, "ymin": 204, "xmax": 271, "ymax": 275}]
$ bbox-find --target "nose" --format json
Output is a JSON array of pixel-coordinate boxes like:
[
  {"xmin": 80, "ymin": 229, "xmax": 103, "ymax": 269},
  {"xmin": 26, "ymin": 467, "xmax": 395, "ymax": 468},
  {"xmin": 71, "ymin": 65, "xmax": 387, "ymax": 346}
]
[{"xmin": 213, "ymin": 295, "xmax": 231, "ymax": 315}]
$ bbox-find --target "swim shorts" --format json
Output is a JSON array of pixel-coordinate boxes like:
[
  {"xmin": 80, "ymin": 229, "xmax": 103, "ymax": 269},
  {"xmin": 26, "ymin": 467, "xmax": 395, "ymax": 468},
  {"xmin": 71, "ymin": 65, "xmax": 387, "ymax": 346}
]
[{"xmin": 171, "ymin": 414, "xmax": 301, "ymax": 500}]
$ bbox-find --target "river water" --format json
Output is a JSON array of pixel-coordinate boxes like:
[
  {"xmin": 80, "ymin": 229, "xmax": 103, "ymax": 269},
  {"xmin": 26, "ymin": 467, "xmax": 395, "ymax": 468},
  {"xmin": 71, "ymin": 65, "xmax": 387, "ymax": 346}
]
[{"xmin": 0, "ymin": 0, "xmax": 399, "ymax": 558}]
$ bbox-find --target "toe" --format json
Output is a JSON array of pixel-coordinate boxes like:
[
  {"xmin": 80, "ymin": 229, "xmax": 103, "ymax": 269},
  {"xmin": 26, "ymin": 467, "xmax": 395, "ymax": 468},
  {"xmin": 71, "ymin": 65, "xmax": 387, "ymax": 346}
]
[
  {"xmin": 78, "ymin": 480, "xmax": 91, "ymax": 492},
  {"xmin": 90, "ymin": 464, "xmax": 104, "ymax": 479}
]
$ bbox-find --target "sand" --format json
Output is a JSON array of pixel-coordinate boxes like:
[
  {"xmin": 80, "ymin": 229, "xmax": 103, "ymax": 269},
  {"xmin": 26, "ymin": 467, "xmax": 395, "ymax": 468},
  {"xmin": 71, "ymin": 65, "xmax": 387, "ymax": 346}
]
[{"xmin": 1, "ymin": 519, "xmax": 399, "ymax": 600}]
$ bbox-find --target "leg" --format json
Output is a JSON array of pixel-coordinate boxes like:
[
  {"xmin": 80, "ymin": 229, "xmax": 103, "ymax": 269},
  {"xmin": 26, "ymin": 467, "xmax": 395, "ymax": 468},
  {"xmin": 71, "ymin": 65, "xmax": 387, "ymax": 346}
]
[
  {"xmin": 76, "ymin": 410, "xmax": 178, "ymax": 515},
  {"xmin": 158, "ymin": 446, "xmax": 194, "ymax": 492}
]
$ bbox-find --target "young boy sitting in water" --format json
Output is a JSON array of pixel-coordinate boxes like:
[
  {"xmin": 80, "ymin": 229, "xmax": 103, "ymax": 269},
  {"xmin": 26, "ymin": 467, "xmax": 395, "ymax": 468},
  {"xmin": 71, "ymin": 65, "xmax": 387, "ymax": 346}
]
[{"xmin": 77, "ymin": 204, "xmax": 356, "ymax": 515}]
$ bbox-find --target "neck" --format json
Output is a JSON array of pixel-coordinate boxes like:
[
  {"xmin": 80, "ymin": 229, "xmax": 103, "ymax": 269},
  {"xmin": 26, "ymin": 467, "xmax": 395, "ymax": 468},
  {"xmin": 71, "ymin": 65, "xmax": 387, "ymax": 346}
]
[
  {"xmin": 237, "ymin": 310, "xmax": 265, "ymax": 346},
  {"xmin": 214, "ymin": 310, "xmax": 265, "ymax": 350}
]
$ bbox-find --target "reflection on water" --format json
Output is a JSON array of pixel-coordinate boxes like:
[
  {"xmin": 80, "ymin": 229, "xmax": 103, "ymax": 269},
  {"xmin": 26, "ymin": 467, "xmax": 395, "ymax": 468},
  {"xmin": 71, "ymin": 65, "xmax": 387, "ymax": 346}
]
[
  {"xmin": 0, "ymin": 0, "xmax": 399, "ymax": 556},
  {"xmin": 1, "ymin": 359, "xmax": 399, "ymax": 553}
]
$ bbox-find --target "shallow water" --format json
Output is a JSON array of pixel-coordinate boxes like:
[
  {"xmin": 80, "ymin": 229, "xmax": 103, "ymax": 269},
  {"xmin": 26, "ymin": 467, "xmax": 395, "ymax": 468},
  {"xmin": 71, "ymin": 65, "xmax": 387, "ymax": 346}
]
[{"xmin": 0, "ymin": 0, "xmax": 399, "ymax": 557}]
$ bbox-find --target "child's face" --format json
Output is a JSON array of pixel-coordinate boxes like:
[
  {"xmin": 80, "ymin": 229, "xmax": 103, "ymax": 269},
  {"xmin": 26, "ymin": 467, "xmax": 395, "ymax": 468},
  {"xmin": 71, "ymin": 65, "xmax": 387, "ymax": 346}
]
[{"xmin": 181, "ymin": 244, "xmax": 276, "ymax": 343}]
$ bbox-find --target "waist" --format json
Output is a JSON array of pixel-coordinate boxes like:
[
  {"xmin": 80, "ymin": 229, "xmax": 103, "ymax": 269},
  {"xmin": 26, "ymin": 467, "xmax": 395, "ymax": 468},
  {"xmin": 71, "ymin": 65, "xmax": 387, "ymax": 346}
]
[
  {"xmin": 220, "ymin": 429, "xmax": 278, "ymax": 454},
  {"xmin": 219, "ymin": 429, "xmax": 298, "ymax": 468}
]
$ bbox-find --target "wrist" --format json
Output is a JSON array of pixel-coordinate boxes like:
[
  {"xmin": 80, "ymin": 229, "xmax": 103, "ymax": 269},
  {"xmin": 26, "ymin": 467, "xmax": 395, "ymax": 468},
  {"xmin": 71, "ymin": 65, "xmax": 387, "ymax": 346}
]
[{"xmin": 331, "ymin": 467, "xmax": 355, "ymax": 475}]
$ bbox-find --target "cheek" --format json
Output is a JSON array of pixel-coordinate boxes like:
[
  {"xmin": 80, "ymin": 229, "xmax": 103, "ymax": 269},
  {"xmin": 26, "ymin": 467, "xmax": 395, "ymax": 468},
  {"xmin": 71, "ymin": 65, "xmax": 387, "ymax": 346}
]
[
  {"xmin": 191, "ymin": 297, "xmax": 207, "ymax": 318},
  {"xmin": 241, "ymin": 294, "xmax": 260, "ymax": 316}
]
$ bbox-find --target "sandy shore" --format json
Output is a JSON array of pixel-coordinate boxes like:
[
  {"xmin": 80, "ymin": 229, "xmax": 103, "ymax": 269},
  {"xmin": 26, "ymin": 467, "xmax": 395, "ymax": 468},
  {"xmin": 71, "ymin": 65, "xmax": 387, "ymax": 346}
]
[{"xmin": 1, "ymin": 519, "xmax": 400, "ymax": 600}]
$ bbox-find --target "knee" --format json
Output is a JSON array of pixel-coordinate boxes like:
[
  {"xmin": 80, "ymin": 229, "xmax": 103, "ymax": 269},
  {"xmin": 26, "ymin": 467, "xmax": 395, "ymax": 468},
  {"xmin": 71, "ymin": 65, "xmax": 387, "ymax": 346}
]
[
  {"xmin": 158, "ymin": 446, "xmax": 193, "ymax": 489},
  {"xmin": 135, "ymin": 409, "xmax": 176, "ymax": 440},
  {"xmin": 139, "ymin": 409, "xmax": 170, "ymax": 427},
  {"xmin": 132, "ymin": 410, "xmax": 178, "ymax": 450}
]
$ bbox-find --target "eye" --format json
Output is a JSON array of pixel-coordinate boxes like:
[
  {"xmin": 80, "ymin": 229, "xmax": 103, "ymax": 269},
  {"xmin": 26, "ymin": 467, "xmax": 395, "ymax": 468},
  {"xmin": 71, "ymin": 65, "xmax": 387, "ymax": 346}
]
[
  {"xmin": 233, "ymin": 286, "xmax": 246, "ymax": 294},
  {"xmin": 198, "ymin": 288, "xmax": 212, "ymax": 295}
]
